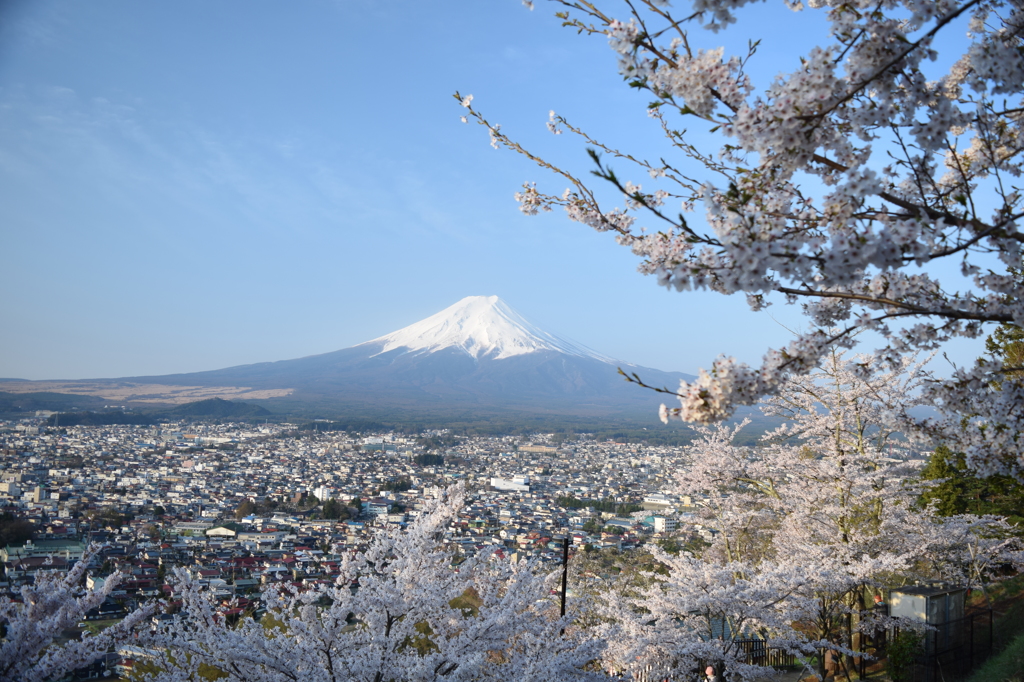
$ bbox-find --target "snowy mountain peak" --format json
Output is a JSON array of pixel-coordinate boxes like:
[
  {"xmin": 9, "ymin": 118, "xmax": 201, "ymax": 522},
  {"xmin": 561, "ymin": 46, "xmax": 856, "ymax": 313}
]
[{"xmin": 363, "ymin": 295, "xmax": 613, "ymax": 362}]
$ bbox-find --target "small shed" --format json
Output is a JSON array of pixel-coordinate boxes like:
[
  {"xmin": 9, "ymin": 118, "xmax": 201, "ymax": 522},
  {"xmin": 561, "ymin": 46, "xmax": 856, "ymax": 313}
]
[{"xmin": 889, "ymin": 583, "xmax": 967, "ymax": 650}]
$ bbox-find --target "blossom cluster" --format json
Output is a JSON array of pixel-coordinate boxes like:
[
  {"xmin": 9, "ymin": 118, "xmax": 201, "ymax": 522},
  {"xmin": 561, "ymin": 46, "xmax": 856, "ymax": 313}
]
[
  {"xmin": 0, "ymin": 547, "xmax": 154, "ymax": 682},
  {"xmin": 140, "ymin": 485, "xmax": 601, "ymax": 682},
  {"xmin": 463, "ymin": 0, "xmax": 1024, "ymax": 477}
]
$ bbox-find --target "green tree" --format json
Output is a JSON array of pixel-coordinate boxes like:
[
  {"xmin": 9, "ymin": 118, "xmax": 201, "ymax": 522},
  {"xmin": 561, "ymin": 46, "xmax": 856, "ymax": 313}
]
[
  {"xmin": 0, "ymin": 513, "xmax": 34, "ymax": 547},
  {"xmin": 322, "ymin": 498, "xmax": 343, "ymax": 520},
  {"xmin": 920, "ymin": 446, "xmax": 1024, "ymax": 528},
  {"xmin": 986, "ymin": 322, "xmax": 1024, "ymax": 385},
  {"xmin": 382, "ymin": 478, "xmax": 412, "ymax": 493},
  {"xmin": 234, "ymin": 500, "xmax": 255, "ymax": 521}
]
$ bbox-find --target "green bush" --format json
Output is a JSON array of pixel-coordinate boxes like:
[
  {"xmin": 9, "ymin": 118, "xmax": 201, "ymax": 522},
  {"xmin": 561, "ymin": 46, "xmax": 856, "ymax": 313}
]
[{"xmin": 887, "ymin": 630, "xmax": 924, "ymax": 682}]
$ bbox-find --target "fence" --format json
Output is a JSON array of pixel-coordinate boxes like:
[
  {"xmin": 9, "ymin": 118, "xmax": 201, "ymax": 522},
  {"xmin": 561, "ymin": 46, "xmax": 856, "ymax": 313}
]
[
  {"xmin": 733, "ymin": 638, "xmax": 799, "ymax": 668},
  {"xmin": 629, "ymin": 640, "xmax": 799, "ymax": 682},
  {"xmin": 892, "ymin": 609, "xmax": 994, "ymax": 682},
  {"xmin": 629, "ymin": 613, "xmax": 993, "ymax": 682}
]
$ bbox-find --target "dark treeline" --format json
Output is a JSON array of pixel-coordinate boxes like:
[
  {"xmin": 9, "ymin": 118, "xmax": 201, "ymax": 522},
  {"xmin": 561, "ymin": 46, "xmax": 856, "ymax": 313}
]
[
  {"xmin": 47, "ymin": 411, "xmax": 155, "ymax": 427},
  {"xmin": 416, "ymin": 434, "xmax": 460, "ymax": 451},
  {"xmin": 1, "ymin": 386, "xmax": 785, "ymax": 448},
  {"xmin": 381, "ymin": 478, "xmax": 412, "ymax": 492},
  {"xmin": 921, "ymin": 445, "xmax": 1024, "ymax": 529},
  {"xmin": 14, "ymin": 394, "xmax": 781, "ymax": 449},
  {"xmin": 280, "ymin": 408, "xmax": 709, "ymax": 446},
  {"xmin": 298, "ymin": 418, "xmax": 391, "ymax": 433}
]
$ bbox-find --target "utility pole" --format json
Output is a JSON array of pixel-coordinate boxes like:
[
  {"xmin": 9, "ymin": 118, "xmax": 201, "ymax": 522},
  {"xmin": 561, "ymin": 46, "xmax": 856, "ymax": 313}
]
[{"xmin": 560, "ymin": 534, "xmax": 569, "ymax": 618}]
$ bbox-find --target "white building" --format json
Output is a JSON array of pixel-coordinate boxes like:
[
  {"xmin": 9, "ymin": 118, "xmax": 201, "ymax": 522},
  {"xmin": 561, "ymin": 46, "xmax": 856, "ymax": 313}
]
[
  {"xmin": 649, "ymin": 515, "xmax": 677, "ymax": 533},
  {"xmin": 491, "ymin": 476, "xmax": 530, "ymax": 493},
  {"xmin": 642, "ymin": 493, "xmax": 673, "ymax": 510}
]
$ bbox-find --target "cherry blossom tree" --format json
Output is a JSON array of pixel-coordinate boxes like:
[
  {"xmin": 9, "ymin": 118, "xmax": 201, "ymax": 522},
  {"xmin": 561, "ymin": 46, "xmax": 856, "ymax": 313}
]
[
  {"xmin": 140, "ymin": 484, "xmax": 604, "ymax": 682},
  {"xmin": 459, "ymin": 0, "xmax": 1024, "ymax": 477},
  {"xmin": 666, "ymin": 424, "xmax": 918, "ymax": 679},
  {"xmin": 758, "ymin": 346, "xmax": 931, "ymax": 457},
  {"xmin": 910, "ymin": 512, "xmax": 1024, "ymax": 599},
  {"xmin": 596, "ymin": 551, "xmax": 817, "ymax": 682},
  {"xmin": 0, "ymin": 546, "xmax": 154, "ymax": 682},
  {"xmin": 630, "ymin": 348, "xmax": 1021, "ymax": 680}
]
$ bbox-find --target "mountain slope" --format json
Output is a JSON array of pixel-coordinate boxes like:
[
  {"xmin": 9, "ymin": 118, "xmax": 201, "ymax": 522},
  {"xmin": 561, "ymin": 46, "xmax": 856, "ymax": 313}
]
[{"xmin": 71, "ymin": 296, "xmax": 699, "ymax": 418}]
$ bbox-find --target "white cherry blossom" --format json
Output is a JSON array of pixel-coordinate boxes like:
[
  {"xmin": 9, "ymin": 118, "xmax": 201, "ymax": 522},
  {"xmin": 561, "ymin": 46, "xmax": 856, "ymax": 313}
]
[{"xmin": 460, "ymin": 0, "xmax": 1024, "ymax": 477}]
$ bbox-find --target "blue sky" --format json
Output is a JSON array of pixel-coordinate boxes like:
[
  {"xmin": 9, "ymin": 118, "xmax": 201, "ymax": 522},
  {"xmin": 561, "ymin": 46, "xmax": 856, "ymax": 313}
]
[{"xmin": 0, "ymin": 0, "xmax": 987, "ymax": 380}]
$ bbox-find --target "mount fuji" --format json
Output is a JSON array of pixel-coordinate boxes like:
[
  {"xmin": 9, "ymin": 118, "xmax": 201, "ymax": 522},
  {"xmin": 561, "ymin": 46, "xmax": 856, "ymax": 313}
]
[
  {"xmin": 363, "ymin": 295, "xmax": 614, "ymax": 363},
  {"xmin": 65, "ymin": 296, "xmax": 698, "ymax": 419}
]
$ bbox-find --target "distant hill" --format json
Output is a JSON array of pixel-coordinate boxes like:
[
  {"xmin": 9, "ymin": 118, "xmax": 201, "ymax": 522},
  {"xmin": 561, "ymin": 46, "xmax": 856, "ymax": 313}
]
[
  {"xmin": 36, "ymin": 399, "xmax": 268, "ymax": 427},
  {"xmin": 0, "ymin": 391, "xmax": 106, "ymax": 416},
  {"xmin": 166, "ymin": 398, "xmax": 271, "ymax": 418}
]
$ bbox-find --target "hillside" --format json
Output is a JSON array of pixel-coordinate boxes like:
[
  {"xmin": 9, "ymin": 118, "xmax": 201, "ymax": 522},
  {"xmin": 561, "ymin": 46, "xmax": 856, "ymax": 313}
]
[{"xmin": 166, "ymin": 398, "xmax": 271, "ymax": 419}]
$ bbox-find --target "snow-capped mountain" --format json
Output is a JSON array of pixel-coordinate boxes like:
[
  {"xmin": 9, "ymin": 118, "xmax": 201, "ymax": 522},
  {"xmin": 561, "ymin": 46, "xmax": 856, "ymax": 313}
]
[
  {"xmin": 362, "ymin": 295, "xmax": 612, "ymax": 362},
  {"xmin": 107, "ymin": 296, "xmax": 697, "ymax": 418}
]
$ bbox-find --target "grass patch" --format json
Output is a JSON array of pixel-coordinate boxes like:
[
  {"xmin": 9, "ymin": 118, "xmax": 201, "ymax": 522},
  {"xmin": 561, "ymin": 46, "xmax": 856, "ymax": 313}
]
[
  {"xmin": 960, "ymin": 573, "xmax": 1024, "ymax": 681},
  {"xmin": 965, "ymin": 630, "xmax": 1024, "ymax": 682},
  {"xmin": 996, "ymin": 601, "xmax": 1024, "ymax": 652},
  {"xmin": 449, "ymin": 587, "xmax": 482, "ymax": 616}
]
